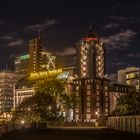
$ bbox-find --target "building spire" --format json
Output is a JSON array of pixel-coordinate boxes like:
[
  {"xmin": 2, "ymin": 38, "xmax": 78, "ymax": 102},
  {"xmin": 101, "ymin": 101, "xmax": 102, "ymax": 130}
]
[
  {"xmin": 38, "ymin": 28, "xmax": 41, "ymax": 39},
  {"xmin": 89, "ymin": 21, "xmax": 93, "ymax": 31}
]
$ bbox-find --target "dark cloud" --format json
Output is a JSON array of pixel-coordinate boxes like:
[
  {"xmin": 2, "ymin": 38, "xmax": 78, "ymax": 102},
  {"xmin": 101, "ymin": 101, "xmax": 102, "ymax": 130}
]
[
  {"xmin": 55, "ymin": 47, "xmax": 76, "ymax": 56},
  {"xmin": 102, "ymin": 30, "xmax": 136, "ymax": 51},
  {"xmin": 24, "ymin": 19, "xmax": 58, "ymax": 32},
  {"xmin": 127, "ymin": 53, "xmax": 140, "ymax": 58},
  {"xmin": 104, "ymin": 23, "xmax": 119, "ymax": 29},
  {"xmin": 0, "ymin": 35, "xmax": 14, "ymax": 40},
  {"xmin": 8, "ymin": 39, "xmax": 24, "ymax": 47},
  {"xmin": 0, "ymin": 20, "xmax": 5, "ymax": 24}
]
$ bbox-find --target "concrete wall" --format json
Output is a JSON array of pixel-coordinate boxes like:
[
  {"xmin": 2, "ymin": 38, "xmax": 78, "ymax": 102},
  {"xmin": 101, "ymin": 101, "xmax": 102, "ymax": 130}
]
[{"xmin": 107, "ymin": 116, "xmax": 140, "ymax": 134}]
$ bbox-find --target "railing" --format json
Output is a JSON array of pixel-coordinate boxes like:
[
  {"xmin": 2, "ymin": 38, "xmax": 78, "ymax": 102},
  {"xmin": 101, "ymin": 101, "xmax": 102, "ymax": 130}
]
[{"xmin": 107, "ymin": 116, "xmax": 140, "ymax": 134}]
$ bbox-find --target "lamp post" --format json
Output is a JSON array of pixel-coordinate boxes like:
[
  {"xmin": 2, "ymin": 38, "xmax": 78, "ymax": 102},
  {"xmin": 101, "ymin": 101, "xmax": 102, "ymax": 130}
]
[{"xmin": 21, "ymin": 120, "xmax": 25, "ymax": 129}]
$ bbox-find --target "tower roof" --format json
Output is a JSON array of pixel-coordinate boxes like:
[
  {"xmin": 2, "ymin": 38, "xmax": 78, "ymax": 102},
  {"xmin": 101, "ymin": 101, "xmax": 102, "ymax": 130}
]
[
  {"xmin": 84, "ymin": 26, "xmax": 99, "ymax": 42},
  {"xmin": 86, "ymin": 27, "xmax": 98, "ymax": 38}
]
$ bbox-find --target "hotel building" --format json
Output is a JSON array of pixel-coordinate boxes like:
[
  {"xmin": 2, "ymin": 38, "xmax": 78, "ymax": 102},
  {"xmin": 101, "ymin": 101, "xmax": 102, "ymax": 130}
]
[{"xmin": 73, "ymin": 28, "xmax": 109, "ymax": 122}]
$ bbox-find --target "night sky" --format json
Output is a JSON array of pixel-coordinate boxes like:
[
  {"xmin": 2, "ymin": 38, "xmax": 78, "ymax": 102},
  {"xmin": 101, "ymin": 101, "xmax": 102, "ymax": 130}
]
[{"xmin": 0, "ymin": 0, "xmax": 140, "ymax": 74}]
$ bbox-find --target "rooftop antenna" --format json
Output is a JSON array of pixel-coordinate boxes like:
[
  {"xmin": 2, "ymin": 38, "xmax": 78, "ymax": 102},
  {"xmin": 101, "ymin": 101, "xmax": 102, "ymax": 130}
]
[
  {"xmin": 38, "ymin": 28, "xmax": 41, "ymax": 39},
  {"xmin": 5, "ymin": 64, "xmax": 8, "ymax": 70},
  {"xmin": 89, "ymin": 21, "xmax": 93, "ymax": 30}
]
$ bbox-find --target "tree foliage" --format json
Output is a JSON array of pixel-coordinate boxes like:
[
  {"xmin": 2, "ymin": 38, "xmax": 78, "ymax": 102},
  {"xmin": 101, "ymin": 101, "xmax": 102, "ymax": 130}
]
[
  {"xmin": 113, "ymin": 92, "xmax": 140, "ymax": 116},
  {"xmin": 12, "ymin": 78, "xmax": 79, "ymax": 123}
]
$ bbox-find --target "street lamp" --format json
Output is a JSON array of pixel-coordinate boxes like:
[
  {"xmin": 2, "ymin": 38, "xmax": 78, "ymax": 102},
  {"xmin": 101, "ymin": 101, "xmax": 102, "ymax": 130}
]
[{"xmin": 21, "ymin": 120, "xmax": 25, "ymax": 125}]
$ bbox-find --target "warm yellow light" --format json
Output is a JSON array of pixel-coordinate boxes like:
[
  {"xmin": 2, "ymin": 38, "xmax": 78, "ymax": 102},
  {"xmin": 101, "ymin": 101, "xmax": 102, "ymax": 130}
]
[{"xmin": 29, "ymin": 69, "xmax": 63, "ymax": 79}]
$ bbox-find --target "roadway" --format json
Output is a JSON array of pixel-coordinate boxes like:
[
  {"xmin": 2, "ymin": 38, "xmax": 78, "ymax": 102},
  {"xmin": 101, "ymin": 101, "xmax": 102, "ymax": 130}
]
[{"xmin": 0, "ymin": 128, "xmax": 140, "ymax": 140}]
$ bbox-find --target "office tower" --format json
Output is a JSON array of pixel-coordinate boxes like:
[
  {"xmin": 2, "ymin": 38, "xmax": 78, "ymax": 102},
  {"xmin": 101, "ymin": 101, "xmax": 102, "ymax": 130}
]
[
  {"xmin": 118, "ymin": 67, "xmax": 140, "ymax": 92},
  {"xmin": 76, "ymin": 27, "xmax": 105, "ymax": 78},
  {"xmin": 15, "ymin": 52, "xmax": 56, "ymax": 74},
  {"xmin": 15, "ymin": 54, "xmax": 29, "ymax": 74},
  {"xmin": 0, "ymin": 70, "xmax": 24, "ymax": 113},
  {"xmin": 29, "ymin": 37, "xmax": 42, "ymax": 73}
]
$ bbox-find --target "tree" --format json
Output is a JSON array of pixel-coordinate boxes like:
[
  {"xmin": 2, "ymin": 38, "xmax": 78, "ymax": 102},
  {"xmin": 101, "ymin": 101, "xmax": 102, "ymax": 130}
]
[
  {"xmin": 60, "ymin": 92, "xmax": 79, "ymax": 120},
  {"xmin": 113, "ymin": 92, "xmax": 140, "ymax": 116},
  {"xmin": 12, "ymin": 77, "xmax": 76, "ymax": 123}
]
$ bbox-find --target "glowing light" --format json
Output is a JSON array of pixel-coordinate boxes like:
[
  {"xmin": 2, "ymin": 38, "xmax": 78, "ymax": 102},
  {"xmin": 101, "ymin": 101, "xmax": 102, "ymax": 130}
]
[
  {"xmin": 29, "ymin": 69, "xmax": 62, "ymax": 79},
  {"xmin": 20, "ymin": 55, "xmax": 30, "ymax": 60},
  {"xmin": 21, "ymin": 120, "xmax": 25, "ymax": 124}
]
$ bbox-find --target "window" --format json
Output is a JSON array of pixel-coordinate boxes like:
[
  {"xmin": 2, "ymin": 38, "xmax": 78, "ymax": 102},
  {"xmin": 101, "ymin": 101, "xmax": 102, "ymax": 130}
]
[
  {"xmin": 96, "ymin": 96, "xmax": 100, "ymax": 101},
  {"xmin": 96, "ymin": 85, "xmax": 99, "ymax": 89},
  {"xmin": 105, "ymin": 97, "xmax": 108, "ymax": 102},
  {"xmin": 87, "ymin": 108, "xmax": 90, "ymax": 112},
  {"xmin": 105, "ymin": 92, "xmax": 108, "ymax": 96},
  {"xmin": 105, "ymin": 109, "xmax": 108, "ymax": 113},
  {"xmin": 86, "ymin": 114, "xmax": 91, "ymax": 119},
  {"xmin": 87, "ymin": 91, "xmax": 91, "ymax": 95},
  {"xmin": 105, "ymin": 103, "xmax": 108, "ymax": 107},
  {"xmin": 96, "ymin": 102, "xmax": 100, "ymax": 107},
  {"xmin": 87, "ymin": 85, "xmax": 91, "ymax": 89},
  {"xmin": 104, "ymin": 86, "xmax": 108, "ymax": 90},
  {"xmin": 87, "ymin": 96, "xmax": 90, "ymax": 101},
  {"xmin": 75, "ymin": 108, "xmax": 79, "ymax": 113},
  {"xmin": 76, "ymin": 86, "xmax": 79, "ymax": 91},
  {"xmin": 87, "ymin": 102, "xmax": 90, "ymax": 107},
  {"xmin": 96, "ymin": 91, "xmax": 99, "ymax": 95}
]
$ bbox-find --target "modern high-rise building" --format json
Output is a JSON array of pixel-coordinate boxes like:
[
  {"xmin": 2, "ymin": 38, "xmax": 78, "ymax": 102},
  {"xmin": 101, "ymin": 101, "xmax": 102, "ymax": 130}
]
[
  {"xmin": 15, "ymin": 54, "xmax": 29, "ymax": 74},
  {"xmin": 15, "ymin": 52, "xmax": 56, "ymax": 74},
  {"xmin": 118, "ymin": 67, "xmax": 139, "ymax": 84},
  {"xmin": 29, "ymin": 37, "xmax": 42, "ymax": 73},
  {"xmin": 76, "ymin": 27, "xmax": 105, "ymax": 78},
  {"xmin": 118, "ymin": 67, "xmax": 140, "ymax": 92},
  {"xmin": 0, "ymin": 70, "xmax": 24, "ymax": 113}
]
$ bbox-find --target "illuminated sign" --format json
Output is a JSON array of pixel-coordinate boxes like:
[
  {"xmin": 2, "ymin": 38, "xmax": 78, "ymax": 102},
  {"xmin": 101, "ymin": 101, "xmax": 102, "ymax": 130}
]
[
  {"xmin": 20, "ymin": 55, "xmax": 30, "ymax": 60},
  {"xmin": 29, "ymin": 69, "xmax": 62, "ymax": 79}
]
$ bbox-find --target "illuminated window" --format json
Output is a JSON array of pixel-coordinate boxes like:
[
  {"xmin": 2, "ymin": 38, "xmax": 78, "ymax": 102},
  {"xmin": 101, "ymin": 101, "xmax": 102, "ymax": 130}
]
[
  {"xmin": 105, "ymin": 86, "xmax": 108, "ymax": 90},
  {"xmin": 96, "ymin": 85, "xmax": 99, "ymax": 89},
  {"xmin": 86, "ymin": 114, "xmax": 91, "ymax": 119},
  {"xmin": 76, "ymin": 86, "xmax": 79, "ymax": 91},
  {"xmin": 87, "ymin": 96, "xmax": 90, "ymax": 101},
  {"xmin": 96, "ymin": 102, "xmax": 99, "ymax": 107},
  {"xmin": 87, "ymin": 91, "xmax": 91, "ymax": 95},
  {"xmin": 105, "ymin": 92, "xmax": 108, "ymax": 96},
  {"xmin": 87, "ymin": 108, "xmax": 90, "ymax": 112},
  {"xmin": 96, "ymin": 96, "xmax": 100, "ymax": 101},
  {"xmin": 87, "ymin": 85, "xmax": 91, "ymax": 89},
  {"xmin": 105, "ymin": 109, "xmax": 108, "ymax": 113},
  {"xmin": 76, "ymin": 108, "xmax": 79, "ymax": 113},
  {"xmin": 96, "ymin": 91, "xmax": 99, "ymax": 95},
  {"xmin": 87, "ymin": 102, "xmax": 90, "ymax": 107},
  {"xmin": 105, "ymin": 103, "xmax": 108, "ymax": 107}
]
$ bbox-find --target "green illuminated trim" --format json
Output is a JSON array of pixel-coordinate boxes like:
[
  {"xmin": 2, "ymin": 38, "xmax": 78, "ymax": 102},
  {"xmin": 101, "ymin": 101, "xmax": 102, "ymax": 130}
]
[{"xmin": 20, "ymin": 55, "xmax": 30, "ymax": 60}]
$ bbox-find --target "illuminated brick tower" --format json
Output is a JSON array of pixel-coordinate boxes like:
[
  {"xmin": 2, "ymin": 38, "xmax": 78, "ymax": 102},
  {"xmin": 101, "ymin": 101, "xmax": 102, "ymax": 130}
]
[
  {"xmin": 73, "ymin": 28, "xmax": 109, "ymax": 122},
  {"xmin": 29, "ymin": 37, "xmax": 42, "ymax": 73},
  {"xmin": 77, "ymin": 27, "xmax": 105, "ymax": 78}
]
